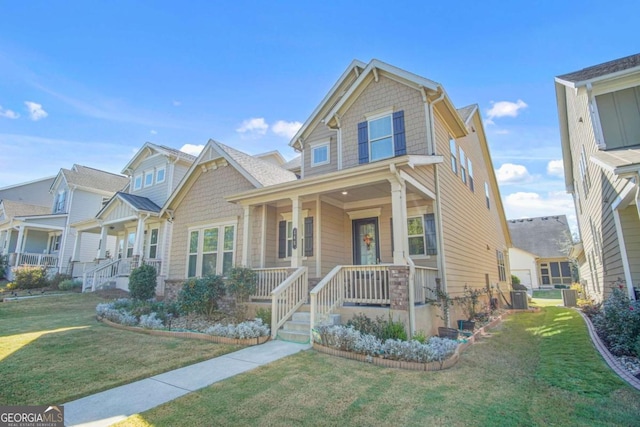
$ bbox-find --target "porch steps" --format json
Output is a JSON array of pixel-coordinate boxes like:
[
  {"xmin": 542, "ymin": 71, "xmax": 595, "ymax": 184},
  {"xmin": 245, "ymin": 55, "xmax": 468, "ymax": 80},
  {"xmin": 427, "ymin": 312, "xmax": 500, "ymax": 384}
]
[{"xmin": 277, "ymin": 311, "xmax": 341, "ymax": 344}]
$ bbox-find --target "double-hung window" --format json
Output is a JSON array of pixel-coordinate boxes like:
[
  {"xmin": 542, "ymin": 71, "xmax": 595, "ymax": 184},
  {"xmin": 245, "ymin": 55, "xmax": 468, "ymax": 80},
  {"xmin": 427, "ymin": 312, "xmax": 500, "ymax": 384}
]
[
  {"xmin": 485, "ymin": 182, "xmax": 490, "ymax": 209},
  {"xmin": 187, "ymin": 223, "xmax": 236, "ymax": 278},
  {"xmin": 144, "ymin": 171, "xmax": 154, "ymax": 187},
  {"xmin": 496, "ymin": 250, "xmax": 506, "ymax": 282},
  {"xmin": 148, "ymin": 229, "xmax": 159, "ymax": 258},
  {"xmin": 450, "ymin": 138, "xmax": 457, "ymax": 174},
  {"xmin": 468, "ymin": 159, "xmax": 475, "ymax": 192},
  {"xmin": 134, "ymin": 174, "xmax": 143, "ymax": 191},
  {"xmin": 358, "ymin": 110, "xmax": 406, "ymax": 164},
  {"xmin": 459, "ymin": 148, "xmax": 467, "ymax": 185},
  {"xmin": 407, "ymin": 214, "xmax": 437, "ymax": 256},
  {"xmin": 311, "ymin": 142, "xmax": 330, "ymax": 167},
  {"xmin": 55, "ymin": 190, "xmax": 66, "ymax": 213},
  {"xmin": 156, "ymin": 167, "xmax": 166, "ymax": 184}
]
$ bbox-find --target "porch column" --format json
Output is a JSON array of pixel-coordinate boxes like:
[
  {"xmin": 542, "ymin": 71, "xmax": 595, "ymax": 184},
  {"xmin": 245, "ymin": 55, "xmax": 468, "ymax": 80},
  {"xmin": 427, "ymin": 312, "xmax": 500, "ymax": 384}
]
[
  {"xmin": 133, "ymin": 215, "xmax": 147, "ymax": 257},
  {"xmin": 390, "ymin": 179, "xmax": 408, "ymax": 264},
  {"xmin": 14, "ymin": 226, "xmax": 25, "ymax": 257},
  {"xmin": 241, "ymin": 205, "xmax": 252, "ymax": 267},
  {"xmin": 97, "ymin": 226, "xmax": 109, "ymax": 259},
  {"xmin": 72, "ymin": 231, "xmax": 82, "ymax": 261},
  {"xmin": 291, "ymin": 196, "xmax": 302, "ymax": 268}
]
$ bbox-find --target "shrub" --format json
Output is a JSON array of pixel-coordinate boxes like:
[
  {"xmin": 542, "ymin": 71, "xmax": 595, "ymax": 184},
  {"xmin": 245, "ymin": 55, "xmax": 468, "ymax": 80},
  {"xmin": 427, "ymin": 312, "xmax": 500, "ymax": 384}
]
[
  {"xmin": 59, "ymin": 279, "xmax": 82, "ymax": 291},
  {"xmin": 255, "ymin": 307, "xmax": 272, "ymax": 327},
  {"xmin": 346, "ymin": 313, "xmax": 407, "ymax": 342},
  {"xmin": 139, "ymin": 312, "xmax": 164, "ymax": 329},
  {"xmin": 12, "ymin": 266, "xmax": 48, "ymax": 289},
  {"xmin": 634, "ymin": 336, "xmax": 640, "ymax": 358},
  {"xmin": 0, "ymin": 255, "xmax": 7, "ymax": 279},
  {"xmin": 128, "ymin": 264, "xmax": 157, "ymax": 301},
  {"xmin": 511, "ymin": 275, "xmax": 521, "ymax": 285},
  {"xmin": 96, "ymin": 304, "xmax": 138, "ymax": 326},
  {"xmin": 205, "ymin": 319, "xmax": 269, "ymax": 339},
  {"xmin": 458, "ymin": 285, "xmax": 486, "ymax": 321},
  {"xmin": 226, "ymin": 267, "xmax": 257, "ymax": 303},
  {"xmin": 593, "ymin": 285, "xmax": 640, "ymax": 356},
  {"xmin": 48, "ymin": 273, "xmax": 72, "ymax": 290},
  {"xmin": 413, "ymin": 330, "xmax": 427, "ymax": 344},
  {"xmin": 177, "ymin": 275, "xmax": 226, "ymax": 317}
]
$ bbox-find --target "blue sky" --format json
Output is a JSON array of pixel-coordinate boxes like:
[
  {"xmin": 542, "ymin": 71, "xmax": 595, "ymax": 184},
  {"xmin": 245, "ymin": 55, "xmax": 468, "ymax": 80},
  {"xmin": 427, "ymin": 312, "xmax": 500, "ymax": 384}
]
[{"xmin": 1, "ymin": 1, "xmax": 639, "ymax": 235}]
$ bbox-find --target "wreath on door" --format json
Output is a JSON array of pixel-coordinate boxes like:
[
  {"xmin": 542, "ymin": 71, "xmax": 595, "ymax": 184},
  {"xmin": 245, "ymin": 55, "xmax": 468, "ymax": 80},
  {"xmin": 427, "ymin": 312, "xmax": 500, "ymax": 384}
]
[{"xmin": 363, "ymin": 233, "xmax": 373, "ymax": 249}]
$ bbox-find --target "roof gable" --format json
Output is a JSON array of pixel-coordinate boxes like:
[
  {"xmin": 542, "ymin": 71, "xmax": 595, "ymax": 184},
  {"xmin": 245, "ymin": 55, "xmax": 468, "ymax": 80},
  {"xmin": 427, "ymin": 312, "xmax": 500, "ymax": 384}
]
[
  {"xmin": 96, "ymin": 192, "xmax": 161, "ymax": 219},
  {"xmin": 508, "ymin": 215, "xmax": 571, "ymax": 258},
  {"xmin": 51, "ymin": 164, "xmax": 128, "ymax": 194},
  {"xmin": 122, "ymin": 142, "xmax": 196, "ymax": 175}
]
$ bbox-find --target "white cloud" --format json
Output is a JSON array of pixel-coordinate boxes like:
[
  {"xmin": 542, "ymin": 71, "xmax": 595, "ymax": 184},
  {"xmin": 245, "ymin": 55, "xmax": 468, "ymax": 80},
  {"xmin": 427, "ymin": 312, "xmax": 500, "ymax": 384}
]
[
  {"xmin": 486, "ymin": 99, "xmax": 527, "ymax": 120},
  {"xmin": 495, "ymin": 163, "xmax": 531, "ymax": 184},
  {"xmin": 494, "ymin": 129, "xmax": 509, "ymax": 135},
  {"xmin": 172, "ymin": 100, "xmax": 181, "ymax": 107},
  {"xmin": 150, "ymin": 130, "xmax": 158, "ymax": 135},
  {"xmin": 180, "ymin": 143, "xmax": 204, "ymax": 156},
  {"xmin": 547, "ymin": 159, "xmax": 564, "ymax": 177},
  {"xmin": 24, "ymin": 101, "xmax": 48, "ymax": 121},
  {"xmin": 272, "ymin": 120, "xmax": 302, "ymax": 139},
  {"xmin": 503, "ymin": 191, "xmax": 577, "ymax": 236},
  {"xmin": 236, "ymin": 117, "xmax": 269, "ymax": 137},
  {"xmin": 0, "ymin": 106, "xmax": 19, "ymax": 119}
]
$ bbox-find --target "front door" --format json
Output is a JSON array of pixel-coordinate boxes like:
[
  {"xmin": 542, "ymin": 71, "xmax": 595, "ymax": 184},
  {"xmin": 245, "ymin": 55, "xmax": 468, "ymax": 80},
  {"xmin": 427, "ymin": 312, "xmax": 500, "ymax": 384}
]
[{"xmin": 353, "ymin": 218, "xmax": 380, "ymax": 265}]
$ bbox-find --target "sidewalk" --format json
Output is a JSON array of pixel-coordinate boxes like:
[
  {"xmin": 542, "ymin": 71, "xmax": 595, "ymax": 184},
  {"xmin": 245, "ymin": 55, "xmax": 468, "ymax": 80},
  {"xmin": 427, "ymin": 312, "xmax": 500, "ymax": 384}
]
[{"xmin": 64, "ymin": 340, "xmax": 310, "ymax": 427}]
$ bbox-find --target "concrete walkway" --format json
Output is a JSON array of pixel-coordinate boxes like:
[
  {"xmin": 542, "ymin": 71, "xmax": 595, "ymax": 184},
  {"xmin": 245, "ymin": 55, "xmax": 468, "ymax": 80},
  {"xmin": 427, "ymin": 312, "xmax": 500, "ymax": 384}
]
[{"xmin": 64, "ymin": 340, "xmax": 310, "ymax": 427}]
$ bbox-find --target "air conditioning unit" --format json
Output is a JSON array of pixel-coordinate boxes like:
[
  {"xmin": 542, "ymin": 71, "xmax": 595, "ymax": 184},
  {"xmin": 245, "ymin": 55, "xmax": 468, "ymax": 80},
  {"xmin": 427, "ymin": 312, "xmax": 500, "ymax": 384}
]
[
  {"xmin": 510, "ymin": 291, "xmax": 528, "ymax": 310},
  {"xmin": 562, "ymin": 289, "xmax": 578, "ymax": 307}
]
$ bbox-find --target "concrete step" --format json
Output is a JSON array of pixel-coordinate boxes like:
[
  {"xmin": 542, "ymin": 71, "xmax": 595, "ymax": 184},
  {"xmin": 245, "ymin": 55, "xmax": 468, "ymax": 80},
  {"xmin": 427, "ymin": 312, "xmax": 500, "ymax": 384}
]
[
  {"xmin": 277, "ymin": 329, "xmax": 310, "ymax": 344},
  {"xmin": 292, "ymin": 312, "xmax": 311, "ymax": 322},
  {"xmin": 283, "ymin": 320, "xmax": 311, "ymax": 332}
]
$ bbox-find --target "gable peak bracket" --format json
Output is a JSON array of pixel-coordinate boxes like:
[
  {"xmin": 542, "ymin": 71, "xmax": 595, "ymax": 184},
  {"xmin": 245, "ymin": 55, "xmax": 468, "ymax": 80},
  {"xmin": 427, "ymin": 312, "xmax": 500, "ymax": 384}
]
[{"xmin": 372, "ymin": 67, "xmax": 379, "ymax": 83}]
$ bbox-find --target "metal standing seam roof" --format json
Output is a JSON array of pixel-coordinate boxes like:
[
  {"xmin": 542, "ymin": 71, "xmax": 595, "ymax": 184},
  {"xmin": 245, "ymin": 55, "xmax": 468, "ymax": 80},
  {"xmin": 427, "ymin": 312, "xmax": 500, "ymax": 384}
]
[
  {"xmin": 61, "ymin": 165, "xmax": 129, "ymax": 193},
  {"xmin": 116, "ymin": 192, "xmax": 162, "ymax": 213},
  {"xmin": 508, "ymin": 215, "xmax": 572, "ymax": 258},
  {"xmin": 556, "ymin": 53, "xmax": 640, "ymax": 83},
  {"xmin": 214, "ymin": 142, "xmax": 298, "ymax": 187}
]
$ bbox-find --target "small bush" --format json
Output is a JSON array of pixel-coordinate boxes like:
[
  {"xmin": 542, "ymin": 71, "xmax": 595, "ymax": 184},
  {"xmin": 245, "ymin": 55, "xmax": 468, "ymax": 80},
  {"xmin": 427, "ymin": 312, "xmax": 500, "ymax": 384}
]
[
  {"xmin": 139, "ymin": 312, "xmax": 164, "ymax": 329},
  {"xmin": 205, "ymin": 319, "xmax": 269, "ymax": 339},
  {"xmin": 593, "ymin": 285, "xmax": 640, "ymax": 356},
  {"xmin": 346, "ymin": 313, "xmax": 407, "ymax": 342},
  {"xmin": 633, "ymin": 336, "xmax": 640, "ymax": 358},
  {"xmin": 255, "ymin": 307, "xmax": 272, "ymax": 327},
  {"xmin": 177, "ymin": 275, "xmax": 226, "ymax": 317},
  {"xmin": 413, "ymin": 330, "xmax": 427, "ymax": 344},
  {"xmin": 59, "ymin": 279, "xmax": 82, "ymax": 291},
  {"xmin": 511, "ymin": 275, "xmax": 521, "ymax": 285},
  {"xmin": 129, "ymin": 264, "xmax": 157, "ymax": 301},
  {"xmin": 48, "ymin": 273, "xmax": 72, "ymax": 290},
  {"xmin": 0, "ymin": 255, "xmax": 8, "ymax": 279},
  {"xmin": 226, "ymin": 267, "xmax": 257, "ymax": 302},
  {"xmin": 12, "ymin": 266, "xmax": 48, "ymax": 289}
]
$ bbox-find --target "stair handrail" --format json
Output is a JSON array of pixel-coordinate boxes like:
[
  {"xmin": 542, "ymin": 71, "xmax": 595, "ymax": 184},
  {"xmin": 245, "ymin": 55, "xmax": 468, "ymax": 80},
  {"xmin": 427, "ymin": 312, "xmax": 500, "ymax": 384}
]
[
  {"xmin": 270, "ymin": 266, "xmax": 307, "ymax": 339},
  {"xmin": 83, "ymin": 258, "xmax": 121, "ymax": 292},
  {"xmin": 309, "ymin": 265, "xmax": 345, "ymax": 332}
]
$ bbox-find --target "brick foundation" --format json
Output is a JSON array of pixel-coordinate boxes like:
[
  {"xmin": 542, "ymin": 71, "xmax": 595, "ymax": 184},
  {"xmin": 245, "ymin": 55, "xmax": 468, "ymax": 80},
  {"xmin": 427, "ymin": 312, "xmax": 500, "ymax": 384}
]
[{"xmin": 389, "ymin": 265, "xmax": 410, "ymax": 312}]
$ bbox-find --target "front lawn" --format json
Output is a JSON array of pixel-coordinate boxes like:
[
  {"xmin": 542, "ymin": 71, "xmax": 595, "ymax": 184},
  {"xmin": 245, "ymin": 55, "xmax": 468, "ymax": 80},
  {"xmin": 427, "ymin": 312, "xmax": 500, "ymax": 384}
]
[
  {"xmin": 0, "ymin": 293, "xmax": 241, "ymax": 405},
  {"xmin": 532, "ymin": 289, "xmax": 562, "ymax": 299},
  {"xmin": 118, "ymin": 307, "xmax": 640, "ymax": 426}
]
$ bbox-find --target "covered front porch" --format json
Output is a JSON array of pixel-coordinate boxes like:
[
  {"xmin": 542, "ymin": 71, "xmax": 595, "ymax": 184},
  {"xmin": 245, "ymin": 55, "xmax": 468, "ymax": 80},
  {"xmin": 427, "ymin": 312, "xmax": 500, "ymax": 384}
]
[{"xmin": 229, "ymin": 157, "xmax": 445, "ymax": 338}]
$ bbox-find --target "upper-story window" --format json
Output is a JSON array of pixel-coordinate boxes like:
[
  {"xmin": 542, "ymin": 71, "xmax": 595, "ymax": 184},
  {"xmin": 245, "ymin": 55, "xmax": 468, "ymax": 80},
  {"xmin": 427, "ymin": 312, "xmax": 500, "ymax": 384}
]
[
  {"xmin": 468, "ymin": 159, "xmax": 475, "ymax": 192},
  {"xmin": 144, "ymin": 171, "xmax": 154, "ymax": 187},
  {"xmin": 579, "ymin": 145, "xmax": 591, "ymax": 198},
  {"xmin": 484, "ymin": 182, "xmax": 490, "ymax": 210},
  {"xmin": 55, "ymin": 190, "xmax": 66, "ymax": 213},
  {"xmin": 449, "ymin": 138, "xmax": 457, "ymax": 174},
  {"xmin": 156, "ymin": 167, "xmax": 166, "ymax": 184},
  {"xmin": 595, "ymin": 85, "xmax": 640, "ymax": 150},
  {"xmin": 459, "ymin": 148, "xmax": 467, "ymax": 185},
  {"xmin": 311, "ymin": 142, "xmax": 330, "ymax": 167},
  {"xmin": 358, "ymin": 110, "xmax": 406, "ymax": 164},
  {"xmin": 134, "ymin": 174, "xmax": 143, "ymax": 191}
]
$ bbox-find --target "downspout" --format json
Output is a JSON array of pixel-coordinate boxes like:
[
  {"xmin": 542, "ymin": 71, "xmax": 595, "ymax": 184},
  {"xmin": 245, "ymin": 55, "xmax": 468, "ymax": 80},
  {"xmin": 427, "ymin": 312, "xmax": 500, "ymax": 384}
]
[
  {"xmin": 428, "ymin": 89, "xmax": 449, "ymax": 322},
  {"xmin": 390, "ymin": 163, "xmax": 415, "ymax": 337}
]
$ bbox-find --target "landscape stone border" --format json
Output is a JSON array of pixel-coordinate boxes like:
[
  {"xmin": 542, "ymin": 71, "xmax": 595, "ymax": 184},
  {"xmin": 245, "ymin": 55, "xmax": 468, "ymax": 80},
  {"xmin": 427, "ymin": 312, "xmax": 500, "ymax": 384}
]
[
  {"xmin": 575, "ymin": 309, "xmax": 640, "ymax": 391},
  {"xmin": 97, "ymin": 316, "xmax": 270, "ymax": 346},
  {"xmin": 312, "ymin": 309, "xmax": 536, "ymax": 371}
]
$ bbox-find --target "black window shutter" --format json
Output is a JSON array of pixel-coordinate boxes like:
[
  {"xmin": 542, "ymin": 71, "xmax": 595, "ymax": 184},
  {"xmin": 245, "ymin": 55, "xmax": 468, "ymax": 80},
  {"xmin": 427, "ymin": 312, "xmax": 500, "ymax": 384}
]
[
  {"xmin": 358, "ymin": 121, "xmax": 369, "ymax": 164},
  {"xmin": 424, "ymin": 213, "xmax": 437, "ymax": 255},
  {"xmin": 278, "ymin": 220, "xmax": 286, "ymax": 259},
  {"xmin": 304, "ymin": 217, "xmax": 314, "ymax": 257},
  {"xmin": 393, "ymin": 110, "xmax": 406, "ymax": 156}
]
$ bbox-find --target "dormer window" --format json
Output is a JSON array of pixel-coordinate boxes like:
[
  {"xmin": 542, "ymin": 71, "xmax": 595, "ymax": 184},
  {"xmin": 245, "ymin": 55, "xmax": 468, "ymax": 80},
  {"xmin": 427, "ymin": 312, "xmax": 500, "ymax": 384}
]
[
  {"xmin": 55, "ymin": 190, "xmax": 66, "ymax": 213},
  {"xmin": 156, "ymin": 167, "xmax": 166, "ymax": 184},
  {"xmin": 311, "ymin": 142, "xmax": 330, "ymax": 167},
  {"xmin": 134, "ymin": 174, "xmax": 143, "ymax": 191},
  {"xmin": 144, "ymin": 171, "xmax": 154, "ymax": 187},
  {"xmin": 358, "ymin": 110, "xmax": 406, "ymax": 164}
]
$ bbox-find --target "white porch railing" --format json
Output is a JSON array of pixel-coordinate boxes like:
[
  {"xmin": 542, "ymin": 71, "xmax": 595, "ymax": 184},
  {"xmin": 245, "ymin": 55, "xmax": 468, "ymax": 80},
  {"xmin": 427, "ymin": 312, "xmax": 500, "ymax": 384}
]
[
  {"xmin": 17, "ymin": 253, "xmax": 59, "ymax": 268},
  {"xmin": 270, "ymin": 267, "xmax": 308, "ymax": 339},
  {"xmin": 252, "ymin": 267, "xmax": 291, "ymax": 300},
  {"xmin": 413, "ymin": 266, "xmax": 438, "ymax": 303},
  {"xmin": 83, "ymin": 259, "xmax": 121, "ymax": 292},
  {"xmin": 310, "ymin": 265, "xmax": 345, "ymax": 329}
]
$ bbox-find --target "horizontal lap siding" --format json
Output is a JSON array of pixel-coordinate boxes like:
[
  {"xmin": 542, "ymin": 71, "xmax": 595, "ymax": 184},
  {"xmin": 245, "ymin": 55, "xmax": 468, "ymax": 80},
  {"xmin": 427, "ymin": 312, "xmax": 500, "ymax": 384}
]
[
  {"xmin": 168, "ymin": 166, "xmax": 253, "ymax": 280},
  {"xmin": 320, "ymin": 201, "xmax": 347, "ymax": 275},
  {"xmin": 341, "ymin": 75, "xmax": 428, "ymax": 170},
  {"xmin": 620, "ymin": 206, "xmax": 640, "ymax": 284},
  {"xmin": 303, "ymin": 125, "xmax": 338, "ymax": 178},
  {"xmin": 435, "ymin": 114, "xmax": 509, "ymax": 298},
  {"xmin": 132, "ymin": 155, "xmax": 170, "ymax": 207}
]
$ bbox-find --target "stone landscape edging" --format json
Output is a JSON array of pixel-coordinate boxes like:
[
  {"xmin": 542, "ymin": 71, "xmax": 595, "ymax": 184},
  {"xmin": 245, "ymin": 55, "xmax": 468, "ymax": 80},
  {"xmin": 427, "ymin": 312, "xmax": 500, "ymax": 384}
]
[{"xmin": 97, "ymin": 316, "xmax": 270, "ymax": 346}]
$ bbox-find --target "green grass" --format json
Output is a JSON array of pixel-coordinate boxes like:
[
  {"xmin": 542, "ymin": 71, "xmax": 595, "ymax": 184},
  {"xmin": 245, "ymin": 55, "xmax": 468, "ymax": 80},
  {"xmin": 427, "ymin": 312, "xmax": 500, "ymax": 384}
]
[
  {"xmin": 0, "ymin": 293, "xmax": 241, "ymax": 405},
  {"xmin": 117, "ymin": 306, "xmax": 640, "ymax": 427},
  {"xmin": 532, "ymin": 289, "xmax": 562, "ymax": 299}
]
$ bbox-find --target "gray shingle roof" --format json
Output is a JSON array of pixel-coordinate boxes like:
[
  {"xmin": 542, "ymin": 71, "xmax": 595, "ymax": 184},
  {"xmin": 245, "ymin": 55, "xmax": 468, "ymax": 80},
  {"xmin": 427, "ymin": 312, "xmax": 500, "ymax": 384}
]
[
  {"xmin": 557, "ymin": 53, "xmax": 640, "ymax": 83},
  {"xmin": 117, "ymin": 192, "xmax": 162, "ymax": 213},
  {"xmin": 282, "ymin": 156, "xmax": 301, "ymax": 172},
  {"xmin": 508, "ymin": 215, "xmax": 571, "ymax": 258},
  {"xmin": 214, "ymin": 142, "xmax": 298, "ymax": 187},
  {"xmin": 457, "ymin": 104, "xmax": 477, "ymax": 124},
  {"xmin": 62, "ymin": 165, "xmax": 129, "ymax": 193},
  {"xmin": 1, "ymin": 200, "xmax": 51, "ymax": 219}
]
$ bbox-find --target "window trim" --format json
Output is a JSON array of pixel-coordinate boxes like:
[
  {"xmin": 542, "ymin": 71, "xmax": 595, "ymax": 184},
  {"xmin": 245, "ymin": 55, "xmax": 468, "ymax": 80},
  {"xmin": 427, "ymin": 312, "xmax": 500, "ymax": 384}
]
[
  {"xmin": 134, "ymin": 174, "xmax": 143, "ymax": 191},
  {"xmin": 459, "ymin": 148, "xmax": 467, "ymax": 185},
  {"xmin": 450, "ymin": 137, "xmax": 458, "ymax": 174},
  {"xmin": 485, "ymin": 182, "xmax": 491, "ymax": 209},
  {"xmin": 156, "ymin": 166, "xmax": 166, "ymax": 184},
  {"xmin": 144, "ymin": 170, "xmax": 154, "ymax": 188},
  {"xmin": 310, "ymin": 142, "xmax": 330, "ymax": 167},
  {"xmin": 496, "ymin": 250, "xmax": 507, "ymax": 282},
  {"xmin": 468, "ymin": 158, "xmax": 475, "ymax": 192},
  {"xmin": 186, "ymin": 221, "xmax": 237, "ymax": 278},
  {"xmin": 368, "ymin": 111, "xmax": 394, "ymax": 162}
]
